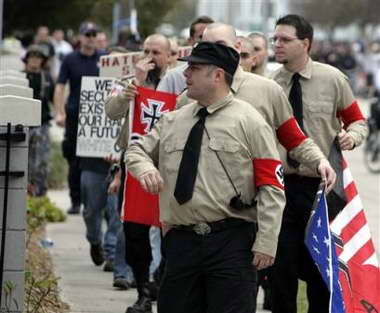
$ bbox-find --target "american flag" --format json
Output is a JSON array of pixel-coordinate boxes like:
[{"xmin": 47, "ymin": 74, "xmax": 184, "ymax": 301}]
[
  {"xmin": 305, "ymin": 185, "xmax": 345, "ymax": 313},
  {"xmin": 329, "ymin": 157, "xmax": 380, "ymax": 313},
  {"xmin": 306, "ymin": 138, "xmax": 380, "ymax": 313}
]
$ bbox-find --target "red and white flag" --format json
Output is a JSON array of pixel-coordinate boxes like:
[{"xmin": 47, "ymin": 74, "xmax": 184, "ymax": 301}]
[
  {"xmin": 122, "ymin": 86, "xmax": 177, "ymax": 226},
  {"xmin": 329, "ymin": 139, "xmax": 380, "ymax": 313}
]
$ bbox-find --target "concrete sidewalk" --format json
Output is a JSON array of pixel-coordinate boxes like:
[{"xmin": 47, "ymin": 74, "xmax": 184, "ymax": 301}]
[{"xmin": 46, "ymin": 189, "xmax": 269, "ymax": 313}]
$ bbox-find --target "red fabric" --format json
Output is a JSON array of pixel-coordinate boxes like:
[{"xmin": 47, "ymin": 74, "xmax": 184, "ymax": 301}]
[
  {"xmin": 332, "ymin": 158, "xmax": 380, "ymax": 313},
  {"xmin": 253, "ymin": 159, "xmax": 284, "ymax": 190},
  {"xmin": 338, "ymin": 101, "xmax": 365, "ymax": 128},
  {"xmin": 122, "ymin": 86, "xmax": 177, "ymax": 226},
  {"xmin": 276, "ymin": 117, "xmax": 307, "ymax": 151}
]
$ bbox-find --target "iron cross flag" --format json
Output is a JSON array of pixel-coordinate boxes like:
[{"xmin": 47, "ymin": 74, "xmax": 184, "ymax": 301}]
[{"xmin": 122, "ymin": 86, "xmax": 177, "ymax": 226}]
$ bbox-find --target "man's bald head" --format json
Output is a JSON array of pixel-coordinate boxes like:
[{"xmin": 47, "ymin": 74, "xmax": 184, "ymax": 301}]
[
  {"xmin": 144, "ymin": 34, "xmax": 171, "ymax": 52},
  {"xmin": 202, "ymin": 23, "xmax": 240, "ymax": 51}
]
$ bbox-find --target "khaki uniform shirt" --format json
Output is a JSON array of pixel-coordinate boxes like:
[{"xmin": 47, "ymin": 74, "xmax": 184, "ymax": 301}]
[
  {"xmin": 126, "ymin": 93, "xmax": 286, "ymax": 257},
  {"xmin": 271, "ymin": 58, "xmax": 368, "ymax": 177},
  {"xmin": 177, "ymin": 66, "xmax": 325, "ymax": 173}
]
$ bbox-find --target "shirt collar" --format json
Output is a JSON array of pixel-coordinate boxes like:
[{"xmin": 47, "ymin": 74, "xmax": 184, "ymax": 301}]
[
  {"xmin": 277, "ymin": 57, "xmax": 313, "ymax": 86},
  {"xmin": 192, "ymin": 92, "xmax": 234, "ymax": 117},
  {"xmin": 231, "ymin": 66, "xmax": 245, "ymax": 93}
]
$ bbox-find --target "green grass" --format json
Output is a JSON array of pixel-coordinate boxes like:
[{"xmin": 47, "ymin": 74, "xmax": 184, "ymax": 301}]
[{"xmin": 297, "ymin": 280, "xmax": 308, "ymax": 313}]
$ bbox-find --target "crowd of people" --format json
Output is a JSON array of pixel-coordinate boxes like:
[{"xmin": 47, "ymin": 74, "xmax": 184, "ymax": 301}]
[{"xmin": 21, "ymin": 13, "xmax": 369, "ymax": 313}]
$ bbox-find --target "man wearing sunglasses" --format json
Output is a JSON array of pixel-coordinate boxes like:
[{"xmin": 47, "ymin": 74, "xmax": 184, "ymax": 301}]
[{"xmin": 54, "ymin": 22, "xmax": 119, "ymax": 272}]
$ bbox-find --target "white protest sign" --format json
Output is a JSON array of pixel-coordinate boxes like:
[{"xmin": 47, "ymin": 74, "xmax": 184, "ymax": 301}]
[
  {"xmin": 76, "ymin": 76, "xmax": 123, "ymax": 158},
  {"xmin": 99, "ymin": 46, "xmax": 193, "ymax": 78},
  {"xmin": 99, "ymin": 52, "xmax": 140, "ymax": 78}
]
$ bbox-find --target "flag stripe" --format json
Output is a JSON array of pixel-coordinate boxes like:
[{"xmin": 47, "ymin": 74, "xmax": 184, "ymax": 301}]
[
  {"xmin": 340, "ymin": 210, "xmax": 367, "ymax": 243},
  {"xmin": 343, "ymin": 167, "xmax": 353, "ymax": 188},
  {"xmin": 339, "ymin": 224, "xmax": 372, "ymax": 263},
  {"xmin": 330, "ymin": 195, "xmax": 363, "ymax": 235}
]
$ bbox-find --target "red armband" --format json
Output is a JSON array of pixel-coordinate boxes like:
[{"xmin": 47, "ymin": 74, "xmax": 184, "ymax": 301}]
[
  {"xmin": 276, "ymin": 117, "xmax": 308, "ymax": 151},
  {"xmin": 253, "ymin": 159, "xmax": 284, "ymax": 190},
  {"xmin": 337, "ymin": 101, "xmax": 365, "ymax": 128}
]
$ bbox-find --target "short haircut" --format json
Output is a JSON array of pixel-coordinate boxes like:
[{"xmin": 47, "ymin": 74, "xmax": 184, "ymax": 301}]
[
  {"xmin": 238, "ymin": 36, "xmax": 254, "ymax": 54},
  {"xmin": 248, "ymin": 31, "xmax": 268, "ymax": 50},
  {"xmin": 275, "ymin": 14, "xmax": 314, "ymax": 52},
  {"xmin": 144, "ymin": 33, "xmax": 171, "ymax": 51},
  {"xmin": 189, "ymin": 16, "xmax": 214, "ymax": 38}
]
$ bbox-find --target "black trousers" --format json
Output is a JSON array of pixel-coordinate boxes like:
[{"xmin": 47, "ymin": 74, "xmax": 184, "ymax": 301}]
[
  {"xmin": 123, "ymin": 221, "xmax": 152, "ymax": 289},
  {"xmin": 158, "ymin": 222, "xmax": 257, "ymax": 313},
  {"xmin": 271, "ymin": 175, "xmax": 329, "ymax": 313}
]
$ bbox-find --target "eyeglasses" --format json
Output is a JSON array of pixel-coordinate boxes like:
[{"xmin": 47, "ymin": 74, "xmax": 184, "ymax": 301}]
[
  {"xmin": 240, "ymin": 52, "xmax": 251, "ymax": 59},
  {"xmin": 270, "ymin": 35, "xmax": 299, "ymax": 45},
  {"xmin": 84, "ymin": 31, "xmax": 97, "ymax": 38}
]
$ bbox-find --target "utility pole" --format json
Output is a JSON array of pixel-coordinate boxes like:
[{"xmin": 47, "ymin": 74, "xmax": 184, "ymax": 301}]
[{"xmin": 0, "ymin": 0, "xmax": 4, "ymax": 47}]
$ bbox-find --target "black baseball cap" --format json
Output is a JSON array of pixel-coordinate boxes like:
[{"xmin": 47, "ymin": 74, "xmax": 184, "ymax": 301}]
[{"xmin": 178, "ymin": 41, "xmax": 240, "ymax": 76}]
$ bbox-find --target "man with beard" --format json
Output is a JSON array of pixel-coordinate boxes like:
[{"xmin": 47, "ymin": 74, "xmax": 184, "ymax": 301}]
[
  {"xmin": 156, "ymin": 15, "xmax": 214, "ymax": 95},
  {"xmin": 105, "ymin": 33, "xmax": 171, "ymax": 313}
]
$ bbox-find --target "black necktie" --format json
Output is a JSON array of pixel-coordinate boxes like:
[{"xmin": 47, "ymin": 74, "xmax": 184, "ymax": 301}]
[
  {"xmin": 174, "ymin": 108, "xmax": 209, "ymax": 205},
  {"xmin": 289, "ymin": 73, "xmax": 304, "ymax": 130},
  {"xmin": 288, "ymin": 73, "xmax": 303, "ymax": 168}
]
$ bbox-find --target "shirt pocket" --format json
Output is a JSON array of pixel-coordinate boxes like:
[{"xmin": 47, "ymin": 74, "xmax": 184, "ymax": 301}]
[
  {"xmin": 207, "ymin": 138, "xmax": 244, "ymax": 180},
  {"xmin": 163, "ymin": 140, "xmax": 185, "ymax": 173},
  {"xmin": 305, "ymin": 101, "xmax": 334, "ymax": 116}
]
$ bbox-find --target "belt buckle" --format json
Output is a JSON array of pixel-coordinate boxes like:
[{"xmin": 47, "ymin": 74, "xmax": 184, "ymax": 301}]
[{"xmin": 193, "ymin": 223, "xmax": 211, "ymax": 235}]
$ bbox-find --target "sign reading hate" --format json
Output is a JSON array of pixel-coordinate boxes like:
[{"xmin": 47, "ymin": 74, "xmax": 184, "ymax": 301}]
[
  {"xmin": 99, "ymin": 46, "xmax": 193, "ymax": 78},
  {"xmin": 76, "ymin": 76, "xmax": 123, "ymax": 158}
]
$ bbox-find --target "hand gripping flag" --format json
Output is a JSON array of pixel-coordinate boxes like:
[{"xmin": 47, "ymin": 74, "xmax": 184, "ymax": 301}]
[
  {"xmin": 305, "ymin": 184, "xmax": 346, "ymax": 313},
  {"xmin": 122, "ymin": 86, "xmax": 177, "ymax": 226},
  {"xmin": 328, "ymin": 138, "xmax": 380, "ymax": 313}
]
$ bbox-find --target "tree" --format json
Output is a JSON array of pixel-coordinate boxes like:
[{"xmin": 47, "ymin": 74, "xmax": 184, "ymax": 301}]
[
  {"xmin": 288, "ymin": 0, "xmax": 380, "ymax": 38},
  {"xmin": 3, "ymin": 0, "xmax": 95, "ymax": 35}
]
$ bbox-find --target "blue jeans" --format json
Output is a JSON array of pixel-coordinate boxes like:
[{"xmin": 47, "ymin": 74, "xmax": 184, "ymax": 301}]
[
  {"xmin": 114, "ymin": 224, "xmax": 134, "ymax": 281},
  {"xmin": 149, "ymin": 226, "xmax": 162, "ymax": 275},
  {"xmin": 81, "ymin": 170, "xmax": 120, "ymax": 260}
]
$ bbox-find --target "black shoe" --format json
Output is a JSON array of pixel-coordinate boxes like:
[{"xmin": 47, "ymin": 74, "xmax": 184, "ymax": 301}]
[
  {"xmin": 125, "ymin": 294, "xmax": 152, "ymax": 313},
  {"xmin": 103, "ymin": 259, "xmax": 114, "ymax": 272},
  {"xmin": 67, "ymin": 205, "xmax": 80, "ymax": 215},
  {"xmin": 113, "ymin": 277, "xmax": 130, "ymax": 290},
  {"xmin": 90, "ymin": 244, "xmax": 104, "ymax": 266}
]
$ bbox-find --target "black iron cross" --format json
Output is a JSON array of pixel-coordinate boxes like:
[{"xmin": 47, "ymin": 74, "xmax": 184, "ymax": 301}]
[{"xmin": 142, "ymin": 103, "xmax": 161, "ymax": 131}]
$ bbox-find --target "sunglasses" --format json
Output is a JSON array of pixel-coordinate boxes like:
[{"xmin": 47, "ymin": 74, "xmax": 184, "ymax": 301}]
[
  {"xmin": 84, "ymin": 31, "xmax": 97, "ymax": 37},
  {"xmin": 240, "ymin": 52, "xmax": 251, "ymax": 59}
]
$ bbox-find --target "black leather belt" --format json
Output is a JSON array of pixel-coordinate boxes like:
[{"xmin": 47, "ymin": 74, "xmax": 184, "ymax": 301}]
[{"xmin": 174, "ymin": 218, "xmax": 249, "ymax": 236}]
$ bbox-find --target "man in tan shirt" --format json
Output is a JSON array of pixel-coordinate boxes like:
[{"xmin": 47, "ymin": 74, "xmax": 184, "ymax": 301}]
[
  {"xmin": 177, "ymin": 23, "xmax": 336, "ymax": 190},
  {"xmin": 270, "ymin": 14, "xmax": 368, "ymax": 313},
  {"xmin": 126, "ymin": 42, "xmax": 285, "ymax": 313}
]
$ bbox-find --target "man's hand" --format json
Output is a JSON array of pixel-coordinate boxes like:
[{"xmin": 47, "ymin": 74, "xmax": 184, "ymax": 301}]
[
  {"xmin": 108, "ymin": 172, "xmax": 121, "ymax": 194},
  {"xmin": 338, "ymin": 129, "xmax": 355, "ymax": 151},
  {"xmin": 139, "ymin": 169, "xmax": 164, "ymax": 194},
  {"xmin": 252, "ymin": 251, "xmax": 274, "ymax": 270},
  {"xmin": 123, "ymin": 80, "xmax": 139, "ymax": 101},
  {"xmin": 104, "ymin": 154, "xmax": 120, "ymax": 164},
  {"xmin": 317, "ymin": 158, "xmax": 336, "ymax": 193},
  {"xmin": 135, "ymin": 57, "xmax": 155, "ymax": 85},
  {"xmin": 55, "ymin": 112, "xmax": 66, "ymax": 127}
]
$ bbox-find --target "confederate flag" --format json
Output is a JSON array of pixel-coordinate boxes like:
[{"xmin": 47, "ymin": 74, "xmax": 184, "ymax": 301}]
[{"xmin": 122, "ymin": 86, "xmax": 177, "ymax": 226}]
